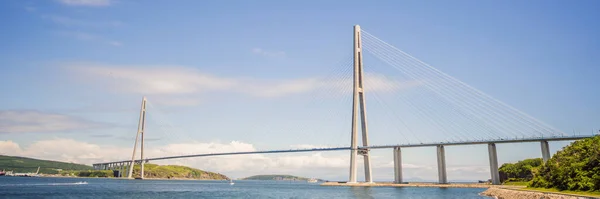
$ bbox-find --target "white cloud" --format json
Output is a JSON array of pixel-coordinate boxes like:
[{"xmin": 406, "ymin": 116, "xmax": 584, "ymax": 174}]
[
  {"xmin": 0, "ymin": 110, "xmax": 104, "ymax": 134},
  {"xmin": 57, "ymin": 0, "xmax": 111, "ymax": 6},
  {"xmin": 0, "ymin": 139, "xmax": 349, "ymax": 179},
  {"xmin": 380, "ymin": 160, "xmax": 432, "ymax": 170},
  {"xmin": 66, "ymin": 63, "xmax": 419, "ymax": 102},
  {"xmin": 0, "ymin": 139, "xmax": 492, "ymax": 181},
  {"xmin": 251, "ymin": 48, "xmax": 286, "ymax": 58},
  {"xmin": 0, "ymin": 141, "xmax": 21, "ymax": 154},
  {"xmin": 149, "ymin": 97, "xmax": 202, "ymax": 107},
  {"xmin": 68, "ymin": 64, "xmax": 237, "ymax": 94},
  {"xmin": 289, "ymin": 144, "xmax": 332, "ymax": 149}
]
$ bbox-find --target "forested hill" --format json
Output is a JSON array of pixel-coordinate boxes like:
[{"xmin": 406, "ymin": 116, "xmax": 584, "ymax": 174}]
[
  {"xmin": 530, "ymin": 135, "xmax": 600, "ymax": 192},
  {"xmin": 499, "ymin": 135, "xmax": 600, "ymax": 193},
  {"xmin": 129, "ymin": 164, "xmax": 229, "ymax": 180},
  {"xmin": 0, "ymin": 155, "xmax": 92, "ymax": 174}
]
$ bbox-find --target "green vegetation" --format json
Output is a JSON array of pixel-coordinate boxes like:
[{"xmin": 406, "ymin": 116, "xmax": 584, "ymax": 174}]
[
  {"xmin": 497, "ymin": 135, "xmax": 600, "ymax": 195},
  {"xmin": 242, "ymin": 174, "xmax": 320, "ymax": 181},
  {"xmin": 0, "ymin": 155, "xmax": 92, "ymax": 174},
  {"xmin": 498, "ymin": 158, "xmax": 542, "ymax": 183},
  {"xmin": 529, "ymin": 135, "xmax": 600, "ymax": 192},
  {"xmin": 60, "ymin": 170, "xmax": 114, "ymax": 177},
  {"xmin": 60, "ymin": 164, "xmax": 229, "ymax": 180},
  {"xmin": 502, "ymin": 181, "xmax": 529, "ymax": 186},
  {"xmin": 0, "ymin": 155, "xmax": 228, "ymax": 180},
  {"xmin": 131, "ymin": 164, "xmax": 228, "ymax": 180}
]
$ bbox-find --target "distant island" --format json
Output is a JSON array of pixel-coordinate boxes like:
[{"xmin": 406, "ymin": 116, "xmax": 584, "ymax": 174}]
[
  {"xmin": 242, "ymin": 174, "xmax": 324, "ymax": 182},
  {"xmin": 0, "ymin": 155, "xmax": 228, "ymax": 180}
]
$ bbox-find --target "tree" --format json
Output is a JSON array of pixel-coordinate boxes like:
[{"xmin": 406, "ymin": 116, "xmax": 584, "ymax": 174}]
[
  {"xmin": 530, "ymin": 135, "xmax": 600, "ymax": 191},
  {"xmin": 498, "ymin": 158, "xmax": 542, "ymax": 183}
]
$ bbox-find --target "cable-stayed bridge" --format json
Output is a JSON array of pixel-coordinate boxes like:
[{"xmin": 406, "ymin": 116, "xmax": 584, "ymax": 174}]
[{"xmin": 93, "ymin": 25, "xmax": 596, "ymax": 185}]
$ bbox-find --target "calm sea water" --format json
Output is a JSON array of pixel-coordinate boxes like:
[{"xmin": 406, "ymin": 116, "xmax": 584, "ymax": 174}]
[{"xmin": 0, "ymin": 177, "xmax": 490, "ymax": 198}]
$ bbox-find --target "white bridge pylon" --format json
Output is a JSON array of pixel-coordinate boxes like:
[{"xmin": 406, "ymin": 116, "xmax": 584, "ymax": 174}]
[
  {"xmin": 127, "ymin": 96, "xmax": 147, "ymax": 179},
  {"xmin": 349, "ymin": 25, "xmax": 373, "ymax": 183}
]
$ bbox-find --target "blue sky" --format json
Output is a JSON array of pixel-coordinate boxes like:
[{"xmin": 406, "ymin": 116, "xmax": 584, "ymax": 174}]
[{"xmin": 0, "ymin": 0, "xmax": 599, "ymax": 181}]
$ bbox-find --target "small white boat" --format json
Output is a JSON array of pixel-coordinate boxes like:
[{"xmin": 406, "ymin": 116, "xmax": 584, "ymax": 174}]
[
  {"xmin": 229, "ymin": 179, "xmax": 234, "ymax": 185},
  {"xmin": 307, "ymin": 178, "xmax": 318, "ymax": 183}
]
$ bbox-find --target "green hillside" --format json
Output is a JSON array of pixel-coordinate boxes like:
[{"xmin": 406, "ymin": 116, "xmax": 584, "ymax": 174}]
[
  {"xmin": 131, "ymin": 164, "xmax": 229, "ymax": 180},
  {"xmin": 242, "ymin": 174, "xmax": 321, "ymax": 181},
  {"xmin": 0, "ymin": 155, "xmax": 92, "ymax": 174},
  {"xmin": 530, "ymin": 135, "xmax": 600, "ymax": 192},
  {"xmin": 60, "ymin": 163, "xmax": 230, "ymax": 180},
  {"xmin": 499, "ymin": 158, "xmax": 543, "ymax": 183}
]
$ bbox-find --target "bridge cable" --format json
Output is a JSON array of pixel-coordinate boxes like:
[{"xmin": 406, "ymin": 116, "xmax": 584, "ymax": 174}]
[
  {"xmin": 360, "ymin": 29, "xmax": 568, "ymax": 138},
  {"xmin": 361, "ymin": 39, "xmax": 518, "ymax": 140},
  {"xmin": 360, "ymin": 31, "xmax": 552, "ymax": 140}
]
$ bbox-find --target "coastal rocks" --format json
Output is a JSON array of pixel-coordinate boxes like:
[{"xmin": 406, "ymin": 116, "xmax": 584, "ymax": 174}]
[{"xmin": 480, "ymin": 187, "xmax": 584, "ymax": 199}]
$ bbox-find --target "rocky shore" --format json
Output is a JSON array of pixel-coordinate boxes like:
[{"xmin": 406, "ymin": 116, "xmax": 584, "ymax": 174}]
[{"xmin": 480, "ymin": 187, "xmax": 590, "ymax": 199}]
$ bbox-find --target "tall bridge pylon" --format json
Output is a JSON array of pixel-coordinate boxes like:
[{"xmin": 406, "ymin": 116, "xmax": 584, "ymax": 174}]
[
  {"xmin": 348, "ymin": 25, "xmax": 373, "ymax": 183},
  {"xmin": 127, "ymin": 96, "xmax": 147, "ymax": 179}
]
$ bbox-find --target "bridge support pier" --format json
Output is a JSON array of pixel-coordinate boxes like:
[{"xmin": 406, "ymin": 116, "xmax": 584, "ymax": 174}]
[
  {"xmin": 119, "ymin": 163, "xmax": 123, "ymax": 177},
  {"xmin": 393, "ymin": 147, "xmax": 403, "ymax": 183},
  {"xmin": 436, "ymin": 145, "xmax": 447, "ymax": 184},
  {"xmin": 488, "ymin": 143, "xmax": 500, "ymax": 185},
  {"xmin": 124, "ymin": 163, "xmax": 129, "ymax": 177},
  {"xmin": 140, "ymin": 161, "xmax": 145, "ymax": 179},
  {"xmin": 540, "ymin": 141, "xmax": 550, "ymax": 162}
]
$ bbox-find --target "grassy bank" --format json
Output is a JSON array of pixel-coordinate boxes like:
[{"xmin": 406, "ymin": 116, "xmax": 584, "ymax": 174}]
[
  {"xmin": 522, "ymin": 187, "xmax": 600, "ymax": 198},
  {"xmin": 502, "ymin": 181, "xmax": 529, "ymax": 186}
]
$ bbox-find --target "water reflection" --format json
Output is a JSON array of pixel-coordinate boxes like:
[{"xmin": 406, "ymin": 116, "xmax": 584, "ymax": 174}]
[{"xmin": 350, "ymin": 187, "xmax": 374, "ymax": 199}]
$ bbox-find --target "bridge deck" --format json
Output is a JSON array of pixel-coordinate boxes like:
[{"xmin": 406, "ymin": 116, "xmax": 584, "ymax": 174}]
[{"xmin": 94, "ymin": 135, "xmax": 596, "ymax": 165}]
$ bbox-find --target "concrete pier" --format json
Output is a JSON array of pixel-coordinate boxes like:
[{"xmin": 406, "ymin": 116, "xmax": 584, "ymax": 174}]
[
  {"xmin": 393, "ymin": 147, "xmax": 403, "ymax": 183},
  {"xmin": 140, "ymin": 161, "xmax": 145, "ymax": 179},
  {"xmin": 436, "ymin": 145, "xmax": 447, "ymax": 184},
  {"xmin": 540, "ymin": 141, "xmax": 550, "ymax": 162},
  {"xmin": 488, "ymin": 143, "xmax": 500, "ymax": 185},
  {"xmin": 119, "ymin": 163, "xmax": 124, "ymax": 177}
]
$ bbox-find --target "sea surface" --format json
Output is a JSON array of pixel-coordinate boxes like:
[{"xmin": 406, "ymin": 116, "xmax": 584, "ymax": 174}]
[{"xmin": 0, "ymin": 177, "xmax": 490, "ymax": 198}]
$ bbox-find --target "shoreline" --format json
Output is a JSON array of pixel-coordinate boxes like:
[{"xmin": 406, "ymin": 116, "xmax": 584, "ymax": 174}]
[
  {"xmin": 480, "ymin": 187, "xmax": 596, "ymax": 199},
  {"xmin": 320, "ymin": 181, "xmax": 496, "ymax": 188},
  {"xmin": 321, "ymin": 182, "xmax": 597, "ymax": 198}
]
